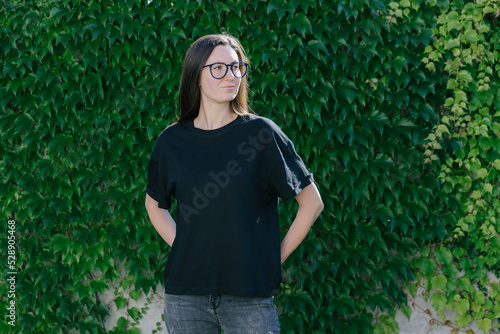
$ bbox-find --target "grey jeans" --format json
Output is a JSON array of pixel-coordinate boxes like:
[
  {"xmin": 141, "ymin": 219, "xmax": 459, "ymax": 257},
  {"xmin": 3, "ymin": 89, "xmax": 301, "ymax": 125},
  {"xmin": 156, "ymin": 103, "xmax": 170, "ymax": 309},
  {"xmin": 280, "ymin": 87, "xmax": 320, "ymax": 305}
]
[{"xmin": 164, "ymin": 293, "xmax": 280, "ymax": 334}]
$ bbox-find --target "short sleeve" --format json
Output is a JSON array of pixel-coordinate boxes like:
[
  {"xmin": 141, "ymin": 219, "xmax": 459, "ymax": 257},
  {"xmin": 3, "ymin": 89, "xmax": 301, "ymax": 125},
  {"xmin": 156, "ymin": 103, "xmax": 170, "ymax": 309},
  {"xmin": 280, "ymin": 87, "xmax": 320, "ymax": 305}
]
[
  {"xmin": 146, "ymin": 137, "xmax": 173, "ymax": 210},
  {"xmin": 267, "ymin": 124, "xmax": 314, "ymax": 201}
]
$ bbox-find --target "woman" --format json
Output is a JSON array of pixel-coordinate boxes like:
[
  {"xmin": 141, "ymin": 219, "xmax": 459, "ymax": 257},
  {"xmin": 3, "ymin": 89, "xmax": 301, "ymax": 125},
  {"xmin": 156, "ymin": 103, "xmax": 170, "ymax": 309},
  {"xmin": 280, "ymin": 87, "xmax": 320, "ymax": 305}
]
[{"xmin": 145, "ymin": 33, "xmax": 323, "ymax": 334}]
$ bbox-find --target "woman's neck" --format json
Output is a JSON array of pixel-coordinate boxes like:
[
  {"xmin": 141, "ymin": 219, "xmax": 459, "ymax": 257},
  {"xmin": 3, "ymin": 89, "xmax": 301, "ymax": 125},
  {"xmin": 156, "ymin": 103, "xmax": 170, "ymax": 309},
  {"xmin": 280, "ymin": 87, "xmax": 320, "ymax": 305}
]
[{"xmin": 194, "ymin": 104, "xmax": 237, "ymax": 130}]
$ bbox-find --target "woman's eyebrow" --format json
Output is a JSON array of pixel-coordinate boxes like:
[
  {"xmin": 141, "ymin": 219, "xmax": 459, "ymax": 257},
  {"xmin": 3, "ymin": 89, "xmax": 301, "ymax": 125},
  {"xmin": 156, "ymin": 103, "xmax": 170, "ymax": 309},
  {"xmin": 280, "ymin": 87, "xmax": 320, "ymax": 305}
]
[{"xmin": 208, "ymin": 60, "xmax": 238, "ymax": 64}]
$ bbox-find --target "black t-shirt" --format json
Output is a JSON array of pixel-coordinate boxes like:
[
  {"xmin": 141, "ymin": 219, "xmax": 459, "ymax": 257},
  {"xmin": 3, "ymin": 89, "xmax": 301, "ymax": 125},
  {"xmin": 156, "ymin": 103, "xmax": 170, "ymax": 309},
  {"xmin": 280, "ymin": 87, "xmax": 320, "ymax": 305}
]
[{"xmin": 147, "ymin": 114, "xmax": 313, "ymax": 297}]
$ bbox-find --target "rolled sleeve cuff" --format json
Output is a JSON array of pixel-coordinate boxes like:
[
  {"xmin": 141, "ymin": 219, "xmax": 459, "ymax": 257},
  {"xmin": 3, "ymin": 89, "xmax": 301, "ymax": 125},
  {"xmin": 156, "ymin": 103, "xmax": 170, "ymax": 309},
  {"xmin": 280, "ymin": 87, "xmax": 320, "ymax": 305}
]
[
  {"xmin": 146, "ymin": 186, "xmax": 171, "ymax": 210},
  {"xmin": 280, "ymin": 173, "xmax": 314, "ymax": 202}
]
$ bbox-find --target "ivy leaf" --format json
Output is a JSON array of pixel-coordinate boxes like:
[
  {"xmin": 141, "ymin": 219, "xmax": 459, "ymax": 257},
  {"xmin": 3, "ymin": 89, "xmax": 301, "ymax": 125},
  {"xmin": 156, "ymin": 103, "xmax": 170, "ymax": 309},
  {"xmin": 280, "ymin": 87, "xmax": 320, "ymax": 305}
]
[
  {"xmin": 447, "ymin": 19, "xmax": 462, "ymax": 31},
  {"xmin": 444, "ymin": 38, "xmax": 460, "ymax": 50},
  {"xmin": 306, "ymin": 40, "xmax": 329, "ymax": 60},
  {"xmin": 475, "ymin": 168, "xmax": 488, "ymax": 179},
  {"xmin": 430, "ymin": 293, "xmax": 446, "ymax": 313},
  {"xmin": 458, "ymin": 70, "xmax": 473, "ymax": 82},
  {"xmin": 401, "ymin": 305, "xmax": 412, "ymax": 320},
  {"xmin": 127, "ymin": 307, "xmax": 140, "ymax": 321},
  {"xmin": 115, "ymin": 296, "xmax": 127, "ymax": 310},
  {"xmin": 116, "ymin": 317, "xmax": 128, "ymax": 329},
  {"xmin": 266, "ymin": 0, "xmax": 293, "ymax": 19},
  {"xmin": 463, "ymin": 28, "xmax": 479, "ymax": 43},
  {"xmin": 452, "ymin": 247, "xmax": 464, "ymax": 258},
  {"xmin": 335, "ymin": 295, "xmax": 356, "ymax": 315},
  {"xmin": 129, "ymin": 288, "xmax": 142, "ymax": 301},
  {"xmin": 52, "ymin": 234, "xmax": 69, "ymax": 253},
  {"xmin": 261, "ymin": 73, "xmax": 279, "ymax": 93},
  {"xmin": 486, "ymin": 253, "xmax": 498, "ymax": 267},
  {"xmin": 435, "ymin": 247, "xmax": 453, "ymax": 264},
  {"xmin": 168, "ymin": 27, "xmax": 186, "ymax": 46},
  {"xmin": 392, "ymin": 56, "xmax": 407, "ymax": 75},
  {"xmin": 420, "ymin": 258, "xmax": 437, "ymax": 276},
  {"xmin": 453, "ymin": 299, "xmax": 470, "ymax": 315},
  {"xmin": 294, "ymin": 314, "xmax": 304, "ymax": 333},
  {"xmin": 477, "ymin": 318, "xmax": 492, "ymax": 333},
  {"xmin": 288, "ymin": 13, "xmax": 311, "ymax": 37},
  {"xmin": 474, "ymin": 291, "xmax": 485, "ymax": 305},
  {"xmin": 455, "ymin": 313, "xmax": 472, "ymax": 328},
  {"xmin": 394, "ymin": 118, "xmax": 416, "ymax": 129},
  {"xmin": 431, "ymin": 275, "xmax": 447, "ymax": 291},
  {"xmin": 493, "ymin": 159, "xmax": 500, "ymax": 170}
]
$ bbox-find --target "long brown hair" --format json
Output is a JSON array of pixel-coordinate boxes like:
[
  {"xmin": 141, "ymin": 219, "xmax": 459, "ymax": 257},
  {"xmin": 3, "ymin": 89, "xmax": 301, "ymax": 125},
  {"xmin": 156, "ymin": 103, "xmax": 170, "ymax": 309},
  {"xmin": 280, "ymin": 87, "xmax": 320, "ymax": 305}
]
[{"xmin": 177, "ymin": 34, "xmax": 250, "ymax": 122}]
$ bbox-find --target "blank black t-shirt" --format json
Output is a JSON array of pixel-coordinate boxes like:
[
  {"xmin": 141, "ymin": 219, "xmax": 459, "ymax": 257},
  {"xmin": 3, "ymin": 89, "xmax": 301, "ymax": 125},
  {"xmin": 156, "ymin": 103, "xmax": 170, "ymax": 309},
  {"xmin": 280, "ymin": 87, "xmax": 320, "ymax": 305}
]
[{"xmin": 147, "ymin": 114, "xmax": 313, "ymax": 297}]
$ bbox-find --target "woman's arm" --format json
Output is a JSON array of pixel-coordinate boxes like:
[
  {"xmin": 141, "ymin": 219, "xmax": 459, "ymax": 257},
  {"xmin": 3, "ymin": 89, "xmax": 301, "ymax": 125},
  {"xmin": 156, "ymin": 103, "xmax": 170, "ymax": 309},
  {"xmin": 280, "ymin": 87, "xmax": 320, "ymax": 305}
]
[
  {"xmin": 280, "ymin": 182, "xmax": 324, "ymax": 264},
  {"xmin": 145, "ymin": 194, "xmax": 177, "ymax": 247}
]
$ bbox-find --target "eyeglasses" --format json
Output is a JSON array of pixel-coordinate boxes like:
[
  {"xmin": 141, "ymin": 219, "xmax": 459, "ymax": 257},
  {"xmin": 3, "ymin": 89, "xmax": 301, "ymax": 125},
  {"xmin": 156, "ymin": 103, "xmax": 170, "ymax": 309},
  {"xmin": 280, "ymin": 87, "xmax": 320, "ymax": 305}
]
[{"xmin": 203, "ymin": 62, "xmax": 248, "ymax": 79}]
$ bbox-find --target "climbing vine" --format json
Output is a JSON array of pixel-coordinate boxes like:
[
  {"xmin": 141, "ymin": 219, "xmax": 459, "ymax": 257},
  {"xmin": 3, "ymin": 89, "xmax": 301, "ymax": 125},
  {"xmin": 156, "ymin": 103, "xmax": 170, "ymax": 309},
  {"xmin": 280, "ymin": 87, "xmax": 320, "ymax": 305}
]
[
  {"xmin": 404, "ymin": 0, "xmax": 500, "ymax": 332},
  {"xmin": 1, "ymin": 0, "xmax": 495, "ymax": 333}
]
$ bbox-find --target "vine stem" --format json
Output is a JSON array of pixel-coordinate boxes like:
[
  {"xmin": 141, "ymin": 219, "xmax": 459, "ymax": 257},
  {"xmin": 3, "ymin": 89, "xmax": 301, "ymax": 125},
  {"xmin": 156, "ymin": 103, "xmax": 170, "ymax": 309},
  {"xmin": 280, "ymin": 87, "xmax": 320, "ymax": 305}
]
[{"xmin": 403, "ymin": 289, "xmax": 468, "ymax": 333}]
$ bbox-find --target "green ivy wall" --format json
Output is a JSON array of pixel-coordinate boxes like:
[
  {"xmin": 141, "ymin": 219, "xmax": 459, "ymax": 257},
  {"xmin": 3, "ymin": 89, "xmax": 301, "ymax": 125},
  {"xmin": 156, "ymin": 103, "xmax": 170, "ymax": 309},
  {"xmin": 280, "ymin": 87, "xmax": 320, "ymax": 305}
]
[{"xmin": 0, "ymin": 0, "xmax": 498, "ymax": 333}]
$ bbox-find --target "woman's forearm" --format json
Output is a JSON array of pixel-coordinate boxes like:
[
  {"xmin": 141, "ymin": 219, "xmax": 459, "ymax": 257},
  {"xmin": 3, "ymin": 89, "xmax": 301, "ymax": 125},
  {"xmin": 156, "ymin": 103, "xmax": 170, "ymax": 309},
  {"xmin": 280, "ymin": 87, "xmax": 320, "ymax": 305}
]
[
  {"xmin": 280, "ymin": 183, "xmax": 324, "ymax": 264},
  {"xmin": 145, "ymin": 194, "xmax": 177, "ymax": 247}
]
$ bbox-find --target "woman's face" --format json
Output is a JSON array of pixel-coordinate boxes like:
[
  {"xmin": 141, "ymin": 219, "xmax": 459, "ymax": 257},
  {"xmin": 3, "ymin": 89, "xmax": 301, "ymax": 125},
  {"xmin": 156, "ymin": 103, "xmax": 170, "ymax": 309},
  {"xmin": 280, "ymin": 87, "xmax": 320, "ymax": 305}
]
[{"xmin": 199, "ymin": 45, "xmax": 241, "ymax": 107}]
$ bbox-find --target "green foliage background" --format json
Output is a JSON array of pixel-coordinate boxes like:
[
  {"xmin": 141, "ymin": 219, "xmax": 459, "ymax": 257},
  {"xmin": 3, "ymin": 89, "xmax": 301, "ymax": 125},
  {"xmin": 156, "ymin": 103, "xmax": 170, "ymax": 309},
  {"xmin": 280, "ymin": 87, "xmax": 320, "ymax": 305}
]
[{"xmin": 0, "ymin": 0, "xmax": 498, "ymax": 333}]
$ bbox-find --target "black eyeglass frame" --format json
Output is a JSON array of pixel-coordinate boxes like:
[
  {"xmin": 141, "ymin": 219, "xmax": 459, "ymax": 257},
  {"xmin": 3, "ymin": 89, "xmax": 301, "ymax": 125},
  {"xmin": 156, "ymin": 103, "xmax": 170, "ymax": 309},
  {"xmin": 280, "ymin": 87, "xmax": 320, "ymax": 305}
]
[{"xmin": 202, "ymin": 62, "xmax": 249, "ymax": 79}]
